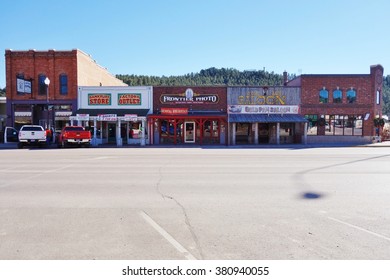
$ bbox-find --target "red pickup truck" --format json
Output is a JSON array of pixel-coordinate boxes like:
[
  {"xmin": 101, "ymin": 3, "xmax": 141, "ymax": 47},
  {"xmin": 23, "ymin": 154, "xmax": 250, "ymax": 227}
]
[{"xmin": 57, "ymin": 126, "xmax": 91, "ymax": 148}]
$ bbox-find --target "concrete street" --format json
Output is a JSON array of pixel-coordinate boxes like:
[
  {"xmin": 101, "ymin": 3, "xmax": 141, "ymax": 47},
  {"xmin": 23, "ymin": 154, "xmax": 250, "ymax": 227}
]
[{"xmin": 0, "ymin": 146, "xmax": 389, "ymax": 259}]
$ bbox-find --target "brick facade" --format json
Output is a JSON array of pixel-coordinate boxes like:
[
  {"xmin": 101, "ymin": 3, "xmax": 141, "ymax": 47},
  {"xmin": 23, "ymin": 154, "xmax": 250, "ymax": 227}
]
[
  {"xmin": 6, "ymin": 49, "xmax": 78, "ymax": 101},
  {"xmin": 297, "ymin": 65, "xmax": 383, "ymax": 139},
  {"xmin": 5, "ymin": 49, "xmax": 126, "ymax": 129}
]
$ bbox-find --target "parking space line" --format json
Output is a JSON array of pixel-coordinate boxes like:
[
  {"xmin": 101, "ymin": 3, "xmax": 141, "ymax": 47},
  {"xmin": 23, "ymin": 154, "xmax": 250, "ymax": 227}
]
[
  {"xmin": 328, "ymin": 216, "xmax": 390, "ymax": 242},
  {"xmin": 140, "ymin": 211, "xmax": 197, "ymax": 260}
]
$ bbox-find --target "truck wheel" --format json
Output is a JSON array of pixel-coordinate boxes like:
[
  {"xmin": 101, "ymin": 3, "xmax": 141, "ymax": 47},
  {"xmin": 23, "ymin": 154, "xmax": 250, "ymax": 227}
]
[{"xmin": 17, "ymin": 143, "xmax": 23, "ymax": 149}]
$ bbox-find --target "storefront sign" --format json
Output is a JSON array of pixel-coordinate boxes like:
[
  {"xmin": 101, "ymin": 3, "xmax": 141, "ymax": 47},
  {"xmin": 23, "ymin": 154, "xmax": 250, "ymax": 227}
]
[
  {"xmin": 228, "ymin": 105, "xmax": 299, "ymax": 114},
  {"xmin": 160, "ymin": 88, "xmax": 219, "ymax": 104},
  {"xmin": 76, "ymin": 114, "xmax": 90, "ymax": 121},
  {"xmin": 118, "ymin": 94, "xmax": 141, "ymax": 105},
  {"xmin": 161, "ymin": 108, "xmax": 189, "ymax": 115},
  {"xmin": 124, "ymin": 114, "xmax": 138, "ymax": 121},
  {"xmin": 88, "ymin": 94, "xmax": 111, "ymax": 105},
  {"xmin": 98, "ymin": 114, "xmax": 117, "ymax": 121},
  {"xmin": 238, "ymin": 93, "xmax": 287, "ymax": 105},
  {"xmin": 228, "ymin": 87, "xmax": 300, "ymax": 106}
]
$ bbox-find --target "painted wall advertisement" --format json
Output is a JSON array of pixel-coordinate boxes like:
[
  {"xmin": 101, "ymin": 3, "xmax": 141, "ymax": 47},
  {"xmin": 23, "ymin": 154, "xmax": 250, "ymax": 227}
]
[{"xmin": 227, "ymin": 87, "xmax": 301, "ymax": 106}]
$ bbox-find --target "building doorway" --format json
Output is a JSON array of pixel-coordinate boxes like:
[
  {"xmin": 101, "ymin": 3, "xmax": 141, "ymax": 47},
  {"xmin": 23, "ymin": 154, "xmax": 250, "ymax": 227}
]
[
  {"xmin": 184, "ymin": 121, "xmax": 195, "ymax": 143},
  {"xmin": 236, "ymin": 123, "xmax": 251, "ymax": 144},
  {"xmin": 107, "ymin": 122, "xmax": 116, "ymax": 144},
  {"xmin": 258, "ymin": 123, "xmax": 269, "ymax": 144}
]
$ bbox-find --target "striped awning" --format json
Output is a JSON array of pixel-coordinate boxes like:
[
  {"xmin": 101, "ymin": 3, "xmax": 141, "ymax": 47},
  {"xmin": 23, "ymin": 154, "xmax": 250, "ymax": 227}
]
[{"xmin": 14, "ymin": 111, "xmax": 32, "ymax": 117}]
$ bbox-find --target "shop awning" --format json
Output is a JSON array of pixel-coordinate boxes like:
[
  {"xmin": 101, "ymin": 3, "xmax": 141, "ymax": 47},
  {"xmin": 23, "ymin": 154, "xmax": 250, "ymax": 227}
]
[
  {"xmin": 74, "ymin": 109, "xmax": 150, "ymax": 116},
  {"xmin": 228, "ymin": 114, "xmax": 308, "ymax": 123}
]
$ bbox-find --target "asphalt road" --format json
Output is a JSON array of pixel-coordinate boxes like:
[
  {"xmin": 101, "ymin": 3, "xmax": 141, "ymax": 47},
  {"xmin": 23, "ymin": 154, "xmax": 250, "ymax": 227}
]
[{"xmin": 0, "ymin": 146, "xmax": 389, "ymax": 260}]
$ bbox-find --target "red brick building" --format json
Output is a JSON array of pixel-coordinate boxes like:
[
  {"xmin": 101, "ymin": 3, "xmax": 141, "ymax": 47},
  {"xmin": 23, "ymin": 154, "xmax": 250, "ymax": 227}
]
[
  {"xmin": 148, "ymin": 86, "xmax": 227, "ymax": 145},
  {"xmin": 5, "ymin": 49, "xmax": 126, "ymax": 130},
  {"xmin": 288, "ymin": 65, "xmax": 384, "ymax": 144}
]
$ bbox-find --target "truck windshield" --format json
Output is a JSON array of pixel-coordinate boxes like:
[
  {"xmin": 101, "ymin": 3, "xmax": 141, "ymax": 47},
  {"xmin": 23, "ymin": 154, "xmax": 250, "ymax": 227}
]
[{"xmin": 22, "ymin": 127, "xmax": 43, "ymax": 131}]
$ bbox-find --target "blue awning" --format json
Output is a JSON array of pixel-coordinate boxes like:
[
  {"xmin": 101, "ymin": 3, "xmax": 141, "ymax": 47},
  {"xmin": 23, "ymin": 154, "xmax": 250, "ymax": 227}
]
[{"xmin": 228, "ymin": 114, "xmax": 308, "ymax": 123}]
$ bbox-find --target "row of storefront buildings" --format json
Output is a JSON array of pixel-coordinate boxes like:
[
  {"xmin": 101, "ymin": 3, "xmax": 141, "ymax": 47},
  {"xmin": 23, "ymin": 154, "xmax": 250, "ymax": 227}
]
[{"xmin": 3, "ymin": 49, "xmax": 385, "ymax": 146}]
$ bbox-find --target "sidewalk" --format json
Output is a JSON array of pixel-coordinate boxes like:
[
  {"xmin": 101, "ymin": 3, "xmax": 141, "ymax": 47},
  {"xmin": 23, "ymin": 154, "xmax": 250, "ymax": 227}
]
[
  {"xmin": 0, "ymin": 142, "xmax": 17, "ymax": 149},
  {"xmin": 2, "ymin": 141, "xmax": 390, "ymax": 150},
  {"xmin": 364, "ymin": 140, "xmax": 390, "ymax": 147}
]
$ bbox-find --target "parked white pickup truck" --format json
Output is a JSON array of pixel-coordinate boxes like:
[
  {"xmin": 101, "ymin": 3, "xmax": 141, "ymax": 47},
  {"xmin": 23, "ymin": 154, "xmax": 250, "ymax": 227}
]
[{"xmin": 18, "ymin": 125, "xmax": 47, "ymax": 148}]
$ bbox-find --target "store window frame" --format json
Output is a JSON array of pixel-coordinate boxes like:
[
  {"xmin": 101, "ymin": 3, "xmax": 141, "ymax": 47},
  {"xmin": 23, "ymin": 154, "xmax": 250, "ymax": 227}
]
[
  {"xmin": 203, "ymin": 120, "xmax": 220, "ymax": 144},
  {"xmin": 324, "ymin": 114, "xmax": 363, "ymax": 136},
  {"xmin": 38, "ymin": 74, "xmax": 47, "ymax": 96},
  {"xmin": 333, "ymin": 88, "xmax": 342, "ymax": 103},
  {"xmin": 346, "ymin": 88, "xmax": 357, "ymax": 103},
  {"xmin": 59, "ymin": 74, "xmax": 68, "ymax": 95},
  {"xmin": 305, "ymin": 114, "xmax": 318, "ymax": 135},
  {"xmin": 319, "ymin": 88, "xmax": 329, "ymax": 104},
  {"xmin": 160, "ymin": 119, "xmax": 183, "ymax": 144},
  {"xmin": 16, "ymin": 74, "xmax": 25, "ymax": 95}
]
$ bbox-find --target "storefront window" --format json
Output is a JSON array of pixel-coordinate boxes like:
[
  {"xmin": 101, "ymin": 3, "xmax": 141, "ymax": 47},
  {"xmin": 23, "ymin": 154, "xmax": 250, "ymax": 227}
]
[
  {"xmin": 38, "ymin": 74, "xmax": 47, "ymax": 96},
  {"xmin": 333, "ymin": 89, "xmax": 342, "ymax": 103},
  {"xmin": 324, "ymin": 115, "xmax": 363, "ymax": 136},
  {"xmin": 59, "ymin": 74, "xmax": 68, "ymax": 95},
  {"xmin": 346, "ymin": 89, "xmax": 357, "ymax": 103},
  {"xmin": 160, "ymin": 120, "xmax": 182, "ymax": 144},
  {"xmin": 236, "ymin": 123, "xmax": 250, "ymax": 144},
  {"xmin": 354, "ymin": 116, "xmax": 363, "ymax": 136},
  {"xmin": 279, "ymin": 123, "xmax": 294, "ymax": 144},
  {"xmin": 203, "ymin": 120, "xmax": 219, "ymax": 144},
  {"xmin": 325, "ymin": 115, "xmax": 333, "ymax": 135},
  {"xmin": 319, "ymin": 88, "xmax": 329, "ymax": 103},
  {"xmin": 305, "ymin": 114, "xmax": 318, "ymax": 135}
]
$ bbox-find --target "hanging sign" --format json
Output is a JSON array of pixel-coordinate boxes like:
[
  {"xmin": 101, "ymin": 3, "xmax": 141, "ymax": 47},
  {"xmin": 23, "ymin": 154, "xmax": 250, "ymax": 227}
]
[
  {"xmin": 98, "ymin": 114, "xmax": 117, "ymax": 121},
  {"xmin": 76, "ymin": 114, "xmax": 90, "ymax": 121},
  {"xmin": 124, "ymin": 114, "xmax": 138, "ymax": 121}
]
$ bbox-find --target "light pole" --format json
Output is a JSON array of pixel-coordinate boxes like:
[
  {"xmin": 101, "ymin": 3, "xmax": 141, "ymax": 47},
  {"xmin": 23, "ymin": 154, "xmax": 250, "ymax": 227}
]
[{"xmin": 44, "ymin": 77, "xmax": 50, "ymax": 129}]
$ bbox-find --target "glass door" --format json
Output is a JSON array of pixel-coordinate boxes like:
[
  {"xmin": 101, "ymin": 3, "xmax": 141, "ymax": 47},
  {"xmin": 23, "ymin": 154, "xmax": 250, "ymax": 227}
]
[{"xmin": 184, "ymin": 121, "xmax": 195, "ymax": 143}]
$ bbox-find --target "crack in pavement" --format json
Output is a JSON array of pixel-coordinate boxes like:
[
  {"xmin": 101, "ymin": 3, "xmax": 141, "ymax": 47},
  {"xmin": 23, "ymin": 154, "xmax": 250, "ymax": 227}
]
[{"xmin": 155, "ymin": 167, "xmax": 205, "ymax": 260}]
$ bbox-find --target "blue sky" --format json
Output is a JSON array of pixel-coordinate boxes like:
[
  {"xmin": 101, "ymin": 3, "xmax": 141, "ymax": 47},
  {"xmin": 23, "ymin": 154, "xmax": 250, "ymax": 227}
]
[{"xmin": 1, "ymin": 0, "xmax": 389, "ymax": 88}]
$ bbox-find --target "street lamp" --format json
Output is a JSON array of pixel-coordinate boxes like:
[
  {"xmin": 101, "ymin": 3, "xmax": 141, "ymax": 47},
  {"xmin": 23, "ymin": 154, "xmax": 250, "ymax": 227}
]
[{"xmin": 44, "ymin": 77, "xmax": 50, "ymax": 128}]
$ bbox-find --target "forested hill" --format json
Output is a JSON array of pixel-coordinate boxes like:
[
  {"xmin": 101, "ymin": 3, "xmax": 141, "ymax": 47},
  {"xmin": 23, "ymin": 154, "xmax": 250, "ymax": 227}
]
[
  {"xmin": 116, "ymin": 67, "xmax": 288, "ymax": 86},
  {"xmin": 117, "ymin": 68, "xmax": 390, "ymax": 115}
]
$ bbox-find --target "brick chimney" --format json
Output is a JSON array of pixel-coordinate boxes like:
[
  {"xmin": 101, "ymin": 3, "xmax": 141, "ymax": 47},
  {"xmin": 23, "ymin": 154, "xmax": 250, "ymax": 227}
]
[{"xmin": 283, "ymin": 71, "xmax": 288, "ymax": 86}]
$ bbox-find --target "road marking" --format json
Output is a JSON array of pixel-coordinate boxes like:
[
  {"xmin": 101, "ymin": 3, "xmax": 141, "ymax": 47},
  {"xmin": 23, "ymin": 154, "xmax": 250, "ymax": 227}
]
[
  {"xmin": 328, "ymin": 216, "xmax": 390, "ymax": 242},
  {"xmin": 140, "ymin": 211, "xmax": 197, "ymax": 260}
]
